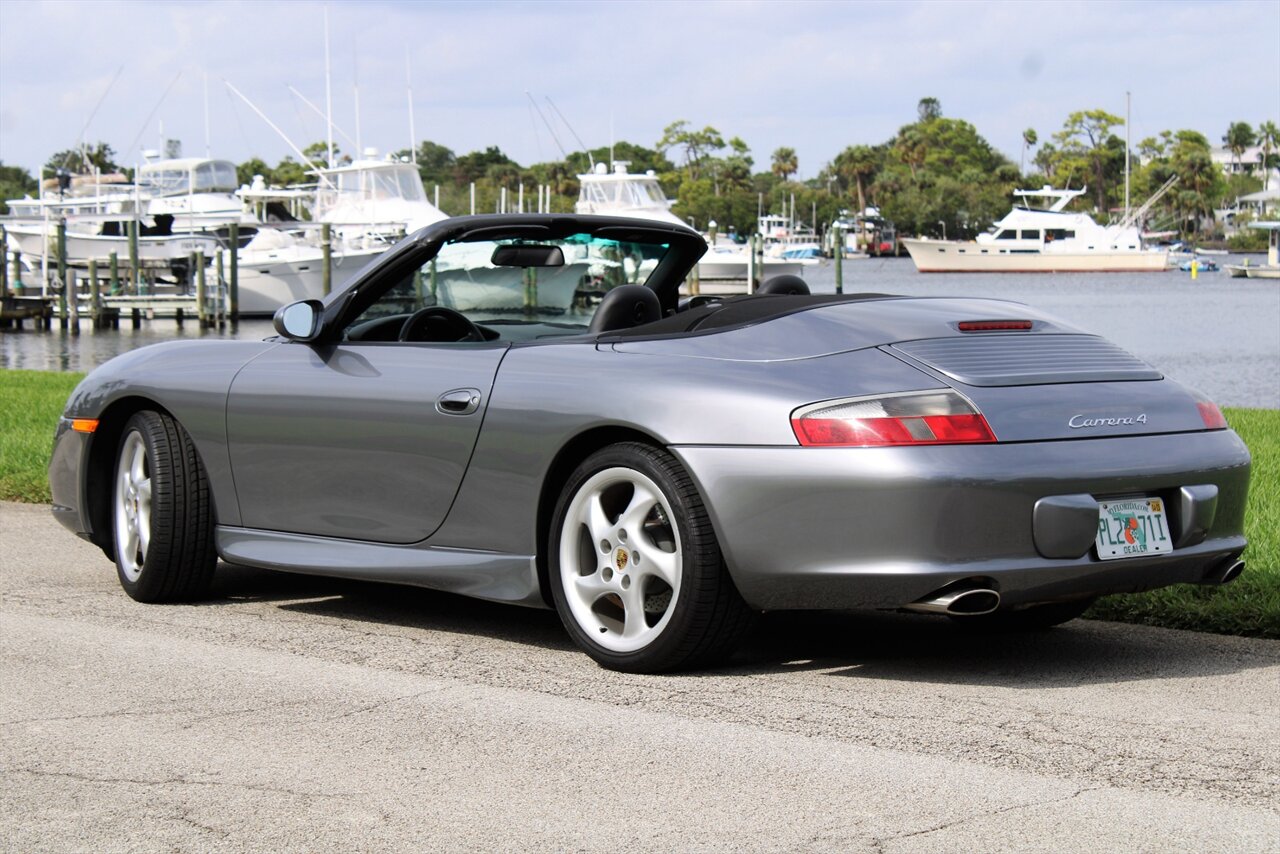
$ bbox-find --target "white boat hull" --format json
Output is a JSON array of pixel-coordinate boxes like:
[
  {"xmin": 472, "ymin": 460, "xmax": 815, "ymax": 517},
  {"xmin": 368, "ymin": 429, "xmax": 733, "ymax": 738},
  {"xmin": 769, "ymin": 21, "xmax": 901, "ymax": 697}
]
[
  {"xmin": 1244, "ymin": 266, "xmax": 1280, "ymax": 279},
  {"xmin": 902, "ymin": 238, "xmax": 1169, "ymax": 273},
  {"xmin": 434, "ymin": 263, "xmax": 591, "ymax": 312},
  {"xmin": 230, "ymin": 248, "xmax": 385, "ymax": 316},
  {"xmin": 7, "ymin": 227, "xmax": 223, "ymax": 265}
]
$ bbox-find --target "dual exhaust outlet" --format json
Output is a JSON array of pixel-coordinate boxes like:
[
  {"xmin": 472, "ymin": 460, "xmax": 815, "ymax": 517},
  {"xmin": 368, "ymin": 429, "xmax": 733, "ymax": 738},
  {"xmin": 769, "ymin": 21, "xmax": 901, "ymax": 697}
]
[
  {"xmin": 906, "ymin": 558, "xmax": 1246, "ymax": 617},
  {"xmin": 904, "ymin": 586, "xmax": 1001, "ymax": 616}
]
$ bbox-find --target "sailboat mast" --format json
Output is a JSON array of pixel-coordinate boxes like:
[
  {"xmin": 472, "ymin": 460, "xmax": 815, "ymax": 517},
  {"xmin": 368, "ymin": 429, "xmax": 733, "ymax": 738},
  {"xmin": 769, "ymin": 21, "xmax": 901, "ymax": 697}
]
[
  {"xmin": 1125, "ymin": 91, "xmax": 1131, "ymax": 221},
  {"xmin": 406, "ymin": 48, "xmax": 417, "ymax": 165},
  {"xmin": 204, "ymin": 72, "xmax": 211, "ymax": 158},
  {"xmin": 324, "ymin": 5, "xmax": 334, "ymax": 168}
]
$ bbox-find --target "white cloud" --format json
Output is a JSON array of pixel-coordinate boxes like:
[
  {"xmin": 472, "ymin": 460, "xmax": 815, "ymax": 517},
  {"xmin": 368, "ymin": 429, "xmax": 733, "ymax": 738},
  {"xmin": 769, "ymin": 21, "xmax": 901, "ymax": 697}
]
[{"xmin": 1, "ymin": 0, "xmax": 1276, "ymax": 181}]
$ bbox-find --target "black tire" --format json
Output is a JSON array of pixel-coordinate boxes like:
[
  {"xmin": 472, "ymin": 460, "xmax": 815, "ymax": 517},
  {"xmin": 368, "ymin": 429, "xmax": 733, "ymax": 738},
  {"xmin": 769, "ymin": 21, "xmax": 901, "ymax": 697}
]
[
  {"xmin": 112, "ymin": 410, "xmax": 217, "ymax": 603},
  {"xmin": 950, "ymin": 598, "xmax": 1095, "ymax": 632},
  {"xmin": 548, "ymin": 442, "xmax": 756, "ymax": 673}
]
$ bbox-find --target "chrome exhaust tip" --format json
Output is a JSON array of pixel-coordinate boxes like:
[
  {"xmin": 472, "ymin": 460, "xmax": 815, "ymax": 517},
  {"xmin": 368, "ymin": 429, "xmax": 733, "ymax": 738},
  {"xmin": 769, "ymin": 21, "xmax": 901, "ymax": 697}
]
[
  {"xmin": 1218, "ymin": 559, "xmax": 1245, "ymax": 585},
  {"xmin": 904, "ymin": 587, "xmax": 1001, "ymax": 616}
]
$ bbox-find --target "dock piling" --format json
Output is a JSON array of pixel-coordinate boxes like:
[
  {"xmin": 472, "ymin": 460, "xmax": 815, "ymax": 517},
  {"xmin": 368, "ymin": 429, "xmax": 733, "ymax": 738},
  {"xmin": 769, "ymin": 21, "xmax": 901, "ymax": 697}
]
[
  {"xmin": 89, "ymin": 259, "xmax": 101, "ymax": 327},
  {"xmin": 228, "ymin": 223, "xmax": 239, "ymax": 324},
  {"xmin": 11, "ymin": 248, "xmax": 21, "ymax": 293},
  {"xmin": 322, "ymin": 223, "xmax": 332, "ymax": 296},
  {"xmin": 56, "ymin": 219, "xmax": 68, "ymax": 325},
  {"xmin": 127, "ymin": 219, "xmax": 140, "ymax": 294},
  {"xmin": 196, "ymin": 251, "xmax": 208, "ymax": 327},
  {"xmin": 109, "ymin": 252, "xmax": 119, "ymax": 294},
  {"xmin": 834, "ymin": 226, "xmax": 844, "ymax": 294},
  {"xmin": 0, "ymin": 225, "xmax": 7, "ymax": 298}
]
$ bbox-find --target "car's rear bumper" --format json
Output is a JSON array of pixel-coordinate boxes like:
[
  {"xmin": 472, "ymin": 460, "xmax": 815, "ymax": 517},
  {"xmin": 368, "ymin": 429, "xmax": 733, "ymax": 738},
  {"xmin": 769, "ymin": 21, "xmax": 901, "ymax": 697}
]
[{"xmin": 673, "ymin": 430, "xmax": 1250, "ymax": 611}]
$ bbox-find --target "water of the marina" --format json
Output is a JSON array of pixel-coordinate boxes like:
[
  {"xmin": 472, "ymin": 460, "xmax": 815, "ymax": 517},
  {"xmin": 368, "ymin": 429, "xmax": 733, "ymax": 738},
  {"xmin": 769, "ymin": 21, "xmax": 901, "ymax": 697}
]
[{"xmin": 3, "ymin": 257, "xmax": 1278, "ymax": 408}]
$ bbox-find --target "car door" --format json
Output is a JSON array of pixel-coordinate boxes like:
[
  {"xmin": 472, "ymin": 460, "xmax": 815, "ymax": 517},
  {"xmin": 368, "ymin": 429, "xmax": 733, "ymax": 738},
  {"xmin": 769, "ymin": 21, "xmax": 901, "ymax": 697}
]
[{"xmin": 225, "ymin": 339, "xmax": 506, "ymax": 544}]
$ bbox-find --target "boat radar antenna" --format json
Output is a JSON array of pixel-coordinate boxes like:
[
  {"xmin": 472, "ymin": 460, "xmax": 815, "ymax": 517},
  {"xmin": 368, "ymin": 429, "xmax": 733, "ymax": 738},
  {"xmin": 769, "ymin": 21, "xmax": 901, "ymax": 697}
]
[{"xmin": 546, "ymin": 96, "xmax": 594, "ymax": 170}]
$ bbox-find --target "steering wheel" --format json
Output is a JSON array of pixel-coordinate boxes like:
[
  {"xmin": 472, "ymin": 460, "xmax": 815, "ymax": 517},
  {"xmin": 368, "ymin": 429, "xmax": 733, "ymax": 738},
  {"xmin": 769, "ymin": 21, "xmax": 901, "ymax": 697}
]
[{"xmin": 398, "ymin": 306, "xmax": 484, "ymax": 343}]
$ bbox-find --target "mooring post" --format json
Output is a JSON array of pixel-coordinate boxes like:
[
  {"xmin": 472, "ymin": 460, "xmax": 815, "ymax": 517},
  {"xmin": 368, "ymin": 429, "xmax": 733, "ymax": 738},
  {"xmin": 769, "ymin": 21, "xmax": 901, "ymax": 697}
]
[
  {"xmin": 131, "ymin": 307, "xmax": 141, "ymax": 329},
  {"xmin": 215, "ymin": 249, "xmax": 226, "ymax": 328},
  {"xmin": 175, "ymin": 307, "xmax": 184, "ymax": 328},
  {"xmin": 322, "ymin": 223, "xmax": 332, "ymax": 296},
  {"xmin": 55, "ymin": 218, "xmax": 68, "ymax": 325},
  {"xmin": 228, "ymin": 223, "xmax": 239, "ymax": 325},
  {"xmin": 88, "ymin": 259, "xmax": 100, "ymax": 327},
  {"xmin": 12, "ymin": 248, "xmax": 22, "ymax": 293},
  {"xmin": 196, "ymin": 250, "xmax": 208, "ymax": 327},
  {"xmin": 188, "ymin": 250, "xmax": 198, "ymax": 293},
  {"xmin": 127, "ymin": 219, "xmax": 140, "ymax": 293},
  {"xmin": 834, "ymin": 226, "xmax": 844, "ymax": 295},
  {"xmin": 0, "ymin": 225, "xmax": 8, "ymax": 298},
  {"xmin": 689, "ymin": 255, "xmax": 700, "ymax": 296},
  {"xmin": 109, "ymin": 252, "xmax": 119, "ymax": 295}
]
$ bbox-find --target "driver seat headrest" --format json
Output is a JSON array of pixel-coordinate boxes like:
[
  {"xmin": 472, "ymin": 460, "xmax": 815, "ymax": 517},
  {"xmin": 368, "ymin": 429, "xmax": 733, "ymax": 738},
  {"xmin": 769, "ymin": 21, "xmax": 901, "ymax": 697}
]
[{"xmin": 589, "ymin": 284, "xmax": 662, "ymax": 333}]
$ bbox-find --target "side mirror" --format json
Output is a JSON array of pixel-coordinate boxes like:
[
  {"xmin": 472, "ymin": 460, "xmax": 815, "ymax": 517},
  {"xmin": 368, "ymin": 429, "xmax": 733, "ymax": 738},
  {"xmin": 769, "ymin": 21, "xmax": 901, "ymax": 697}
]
[{"xmin": 273, "ymin": 300, "xmax": 323, "ymax": 341}]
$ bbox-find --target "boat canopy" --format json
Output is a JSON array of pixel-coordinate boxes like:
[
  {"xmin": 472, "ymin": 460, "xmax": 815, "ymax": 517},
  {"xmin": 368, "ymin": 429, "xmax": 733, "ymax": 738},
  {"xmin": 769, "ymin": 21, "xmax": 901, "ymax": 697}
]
[
  {"xmin": 316, "ymin": 161, "xmax": 427, "ymax": 204},
  {"xmin": 138, "ymin": 159, "xmax": 239, "ymax": 196}
]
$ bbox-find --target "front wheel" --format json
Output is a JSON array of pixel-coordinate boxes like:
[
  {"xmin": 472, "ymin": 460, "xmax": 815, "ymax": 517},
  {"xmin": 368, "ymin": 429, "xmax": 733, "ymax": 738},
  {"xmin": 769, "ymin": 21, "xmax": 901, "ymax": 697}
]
[
  {"xmin": 113, "ymin": 410, "xmax": 217, "ymax": 602},
  {"xmin": 549, "ymin": 443, "xmax": 755, "ymax": 673}
]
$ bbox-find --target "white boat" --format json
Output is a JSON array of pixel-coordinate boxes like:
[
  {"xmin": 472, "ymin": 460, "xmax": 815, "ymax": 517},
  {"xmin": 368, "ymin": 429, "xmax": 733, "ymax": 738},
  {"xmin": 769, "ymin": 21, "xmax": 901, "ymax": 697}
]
[
  {"xmin": 1227, "ymin": 222, "xmax": 1280, "ymax": 279},
  {"xmin": 575, "ymin": 161, "xmax": 685, "ymax": 226},
  {"xmin": 219, "ymin": 228, "xmax": 384, "ymax": 316},
  {"xmin": 696, "ymin": 238, "xmax": 804, "ymax": 281},
  {"xmin": 311, "ymin": 154, "xmax": 449, "ymax": 239},
  {"xmin": 6, "ymin": 225, "xmax": 221, "ymax": 265},
  {"xmin": 902, "ymin": 186, "xmax": 1170, "ymax": 273},
  {"xmin": 136, "ymin": 157, "xmax": 251, "ymax": 229}
]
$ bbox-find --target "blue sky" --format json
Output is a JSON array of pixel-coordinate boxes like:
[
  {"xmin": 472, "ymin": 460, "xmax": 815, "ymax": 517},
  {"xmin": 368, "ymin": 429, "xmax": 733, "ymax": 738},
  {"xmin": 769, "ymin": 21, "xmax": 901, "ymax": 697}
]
[{"xmin": 1, "ymin": 0, "xmax": 1277, "ymax": 179}]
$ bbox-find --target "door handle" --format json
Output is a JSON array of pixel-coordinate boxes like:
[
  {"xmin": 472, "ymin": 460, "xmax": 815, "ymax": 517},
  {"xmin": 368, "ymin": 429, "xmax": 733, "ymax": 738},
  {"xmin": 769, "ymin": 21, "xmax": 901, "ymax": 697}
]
[{"xmin": 436, "ymin": 388, "xmax": 482, "ymax": 416}]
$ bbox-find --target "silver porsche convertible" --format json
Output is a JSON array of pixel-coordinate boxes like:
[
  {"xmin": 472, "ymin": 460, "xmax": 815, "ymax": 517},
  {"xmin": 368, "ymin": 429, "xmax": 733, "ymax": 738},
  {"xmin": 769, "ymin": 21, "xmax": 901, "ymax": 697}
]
[{"xmin": 49, "ymin": 214, "xmax": 1251, "ymax": 672}]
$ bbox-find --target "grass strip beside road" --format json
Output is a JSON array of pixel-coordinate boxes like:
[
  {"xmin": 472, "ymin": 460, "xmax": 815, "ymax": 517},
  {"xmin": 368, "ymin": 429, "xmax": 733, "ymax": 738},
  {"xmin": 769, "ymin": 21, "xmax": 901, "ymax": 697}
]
[
  {"xmin": 1, "ymin": 368, "xmax": 1277, "ymax": 637},
  {"xmin": 1, "ymin": 370, "xmax": 84, "ymax": 504}
]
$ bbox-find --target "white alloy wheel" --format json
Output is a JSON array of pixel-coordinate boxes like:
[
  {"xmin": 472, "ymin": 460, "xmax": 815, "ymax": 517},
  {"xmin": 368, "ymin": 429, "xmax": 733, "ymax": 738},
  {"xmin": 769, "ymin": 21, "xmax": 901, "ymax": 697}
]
[
  {"xmin": 114, "ymin": 430, "xmax": 152, "ymax": 582},
  {"xmin": 558, "ymin": 466, "xmax": 683, "ymax": 653}
]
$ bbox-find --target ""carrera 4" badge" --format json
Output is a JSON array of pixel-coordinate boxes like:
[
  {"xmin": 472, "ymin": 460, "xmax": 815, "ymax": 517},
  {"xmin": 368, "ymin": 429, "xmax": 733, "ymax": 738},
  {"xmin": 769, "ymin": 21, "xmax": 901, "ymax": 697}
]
[{"xmin": 1068, "ymin": 413, "xmax": 1148, "ymax": 429}]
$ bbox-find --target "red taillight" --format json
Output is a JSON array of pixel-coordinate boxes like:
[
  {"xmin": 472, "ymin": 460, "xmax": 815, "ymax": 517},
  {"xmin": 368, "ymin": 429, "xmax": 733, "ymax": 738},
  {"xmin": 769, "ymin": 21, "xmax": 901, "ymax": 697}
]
[
  {"xmin": 958, "ymin": 320, "xmax": 1034, "ymax": 332},
  {"xmin": 1197, "ymin": 401, "xmax": 1227, "ymax": 430},
  {"xmin": 792, "ymin": 391, "xmax": 997, "ymax": 447}
]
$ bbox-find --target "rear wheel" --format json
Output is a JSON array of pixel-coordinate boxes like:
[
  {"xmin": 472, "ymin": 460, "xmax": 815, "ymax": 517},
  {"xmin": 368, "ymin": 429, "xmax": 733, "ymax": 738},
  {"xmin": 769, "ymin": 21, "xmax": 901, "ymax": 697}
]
[
  {"xmin": 549, "ymin": 442, "xmax": 755, "ymax": 673},
  {"xmin": 950, "ymin": 598, "xmax": 1095, "ymax": 632},
  {"xmin": 113, "ymin": 410, "xmax": 217, "ymax": 603}
]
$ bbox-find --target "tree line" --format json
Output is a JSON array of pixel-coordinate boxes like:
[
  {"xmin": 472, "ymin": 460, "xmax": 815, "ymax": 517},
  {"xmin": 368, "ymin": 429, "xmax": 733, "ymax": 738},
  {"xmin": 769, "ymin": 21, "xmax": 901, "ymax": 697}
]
[{"xmin": 3, "ymin": 99, "xmax": 1276, "ymax": 243}]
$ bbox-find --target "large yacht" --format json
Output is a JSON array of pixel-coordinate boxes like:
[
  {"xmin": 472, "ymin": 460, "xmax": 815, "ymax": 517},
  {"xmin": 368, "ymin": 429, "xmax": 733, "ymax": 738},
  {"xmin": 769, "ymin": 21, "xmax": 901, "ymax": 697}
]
[
  {"xmin": 574, "ymin": 161, "xmax": 685, "ymax": 226},
  {"xmin": 901, "ymin": 187, "xmax": 1168, "ymax": 272},
  {"xmin": 311, "ymin": 154, "xmax": 449, "ymax": 237}
]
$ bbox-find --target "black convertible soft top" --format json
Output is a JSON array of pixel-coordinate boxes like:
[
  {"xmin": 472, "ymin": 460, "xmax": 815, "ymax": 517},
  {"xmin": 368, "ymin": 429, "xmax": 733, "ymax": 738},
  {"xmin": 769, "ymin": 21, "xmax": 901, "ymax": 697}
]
[{"xmin": 599, "ymin": 292, "xmax": 898, "ymax": 341}]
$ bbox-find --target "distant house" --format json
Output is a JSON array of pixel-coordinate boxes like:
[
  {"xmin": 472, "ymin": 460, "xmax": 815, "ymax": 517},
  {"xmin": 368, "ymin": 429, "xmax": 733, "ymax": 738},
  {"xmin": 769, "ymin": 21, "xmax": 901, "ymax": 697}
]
[{"xmin": 1211, "ymin": 144, "xmax": 1279, "ymax": 191}]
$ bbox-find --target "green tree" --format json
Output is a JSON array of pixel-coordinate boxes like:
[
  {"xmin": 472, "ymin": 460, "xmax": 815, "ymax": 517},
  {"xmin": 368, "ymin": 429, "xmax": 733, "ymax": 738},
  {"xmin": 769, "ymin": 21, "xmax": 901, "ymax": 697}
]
[
  {"xmin": 1021, "ymin": 128, "xmax": 1037, "ymax": 174},
  {"xmin": 272, "ymin": 156, "xmax": 307, "ymax": 187},
  {"xmin": 1048, "ymin": 109, "xmax": 1125, "ymax": 211},
  {"xmin": 1222, "ymin": 122, "xmax": 1256, "ymax": 174},
  {"xmin": 833, "ymin": 145, "xmax": 878, "ymax": 211},
  {"xmin": 917, "ymin": 97, "xmax": 942, "ymax": 123},
  {"xmin": 44, "ymin": 141, "xmax": 120, "ymax": 175},
  {"xmin": 236, "ymin": 157, "xmax": 270, "ymax": 187},
  {"xmin": 656, "ymin": 120, "xmax": 724, "ymax": 182},
  {"xmin": 1257, "ymin": 120, "xmax": 1280, "ymax": 180},
  {"xmin": 770, "ymin": 147, "xmax": 798, "ymax": 181},
  {"xmin": 0, "ymin": 162, "xmax": 38, "ymax": 214},
  {"xmin": 453, "ymin": 145, "xmax": 516, "ymax": 184}
]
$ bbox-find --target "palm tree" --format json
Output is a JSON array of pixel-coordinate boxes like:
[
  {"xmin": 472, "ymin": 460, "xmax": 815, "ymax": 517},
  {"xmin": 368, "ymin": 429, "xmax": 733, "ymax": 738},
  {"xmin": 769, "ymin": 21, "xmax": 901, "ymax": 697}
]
[
  {"xmin": 1257, "ymin": 121, "xmax": 1280, "ymax": 189},
  {"xmin": 770, "ymin": 147, "xmax": 798, "ymax": 182},
  {"xmin": 1021, "ymin": 128, "xmax": 1037, "ymax": 174},
  {"xmin": 1222, "ymin": 122, "xmax": 1256, "ymax": 174},
  {"xmin": 834, "ymin": 145, "xmax": 878, "ymax": 211}
]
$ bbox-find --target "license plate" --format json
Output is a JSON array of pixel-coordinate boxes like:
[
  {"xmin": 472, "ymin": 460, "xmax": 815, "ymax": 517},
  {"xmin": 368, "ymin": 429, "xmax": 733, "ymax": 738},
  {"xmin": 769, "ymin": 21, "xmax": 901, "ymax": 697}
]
[{"xmin": 1095, "ymin": 497, "xmax": 1173, "ymax": 560}]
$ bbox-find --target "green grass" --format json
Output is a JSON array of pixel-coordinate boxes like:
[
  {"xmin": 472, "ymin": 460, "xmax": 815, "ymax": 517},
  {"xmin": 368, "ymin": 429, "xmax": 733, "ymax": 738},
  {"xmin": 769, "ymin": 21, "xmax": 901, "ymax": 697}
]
[
  {"xmin": 1, "ymin": 368, "xmax": 1277, "ymax": 637},
  {"xmin": 1088, "ymin": 407, "xmax": 1280, "ymax": 638},
  {"xmin": 0, "ymin": 369, "xmax": 85, "ymax": 503}
]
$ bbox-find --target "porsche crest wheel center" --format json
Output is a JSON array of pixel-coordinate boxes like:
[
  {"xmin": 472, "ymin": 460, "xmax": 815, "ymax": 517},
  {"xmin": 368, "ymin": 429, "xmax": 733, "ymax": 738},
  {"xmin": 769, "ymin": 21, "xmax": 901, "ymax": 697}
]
[{"xmin": 614, "ymin": 548, "xmax": 629, "ymax": 572}]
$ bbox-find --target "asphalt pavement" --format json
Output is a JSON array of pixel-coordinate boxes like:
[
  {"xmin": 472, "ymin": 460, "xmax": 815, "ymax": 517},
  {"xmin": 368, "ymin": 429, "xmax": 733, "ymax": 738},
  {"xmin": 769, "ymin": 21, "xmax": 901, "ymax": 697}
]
[{"xmin": 2, "ymin": 500, "xmax": 1278, "ymax": 852}]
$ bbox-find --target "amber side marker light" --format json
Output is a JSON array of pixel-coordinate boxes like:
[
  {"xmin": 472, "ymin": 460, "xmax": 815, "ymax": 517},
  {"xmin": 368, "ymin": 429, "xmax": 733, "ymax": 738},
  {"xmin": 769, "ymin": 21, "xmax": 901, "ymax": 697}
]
[
  {"xmin": 70, "ymin": 419, "xmax": 99, "ymax": 434},
  {"xmin": 958, "ymin": 320, "xmax": 1034, "ymax": 332}
]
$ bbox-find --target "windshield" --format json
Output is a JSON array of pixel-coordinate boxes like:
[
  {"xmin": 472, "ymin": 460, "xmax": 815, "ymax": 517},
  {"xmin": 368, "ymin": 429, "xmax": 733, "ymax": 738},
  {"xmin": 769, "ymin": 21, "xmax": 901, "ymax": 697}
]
[
  {"xmin": 333, "ymin": 165, "xmax": 426, "ymax": 203},
  {"xmin": 342, "ymin": 232, "xmax": 672, "ymax": 343}
]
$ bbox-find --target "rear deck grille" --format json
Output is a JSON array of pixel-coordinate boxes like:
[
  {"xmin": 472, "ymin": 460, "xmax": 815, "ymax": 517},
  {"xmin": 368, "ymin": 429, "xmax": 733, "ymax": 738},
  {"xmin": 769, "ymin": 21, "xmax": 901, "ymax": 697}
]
[{"xmin": 888, "ymin": 334, "xmax": 1161, "ymax": 386}]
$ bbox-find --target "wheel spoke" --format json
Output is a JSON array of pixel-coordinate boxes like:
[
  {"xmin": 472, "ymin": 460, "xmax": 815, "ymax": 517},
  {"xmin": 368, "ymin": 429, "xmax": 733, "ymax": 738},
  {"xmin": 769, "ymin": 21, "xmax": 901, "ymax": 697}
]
[
  {"xmin": 618, "ymin": 484, "xmax": 659, "ymax": 537},
  {"xmin": 130, "ymin": 446, "xmax": 146, "ymax": 483},
  {"xmin": 639, "ymin": 546, "xmax": 679, "ymax": 588},
  {"xmin": 572, "ymin": 571, "xmax": 612, "ymax": 605},
  {"xmin": 584, "ymin": 493, "xmax": 614, "ymax": 543},
  {"xmin": 620, "ymin": 584, "xmax": 648, "ymax": 638}
]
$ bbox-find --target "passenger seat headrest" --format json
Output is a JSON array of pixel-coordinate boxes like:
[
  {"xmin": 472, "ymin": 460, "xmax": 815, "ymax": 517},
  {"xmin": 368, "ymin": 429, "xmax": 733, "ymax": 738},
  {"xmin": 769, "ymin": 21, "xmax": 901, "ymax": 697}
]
[
  {"xmin": 757, "ymin": 274, "xmax": 810, "ymax": 295},
  {"xmin": 589, "ymin": 284, "xmax": 662, "ymax": 333}
]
